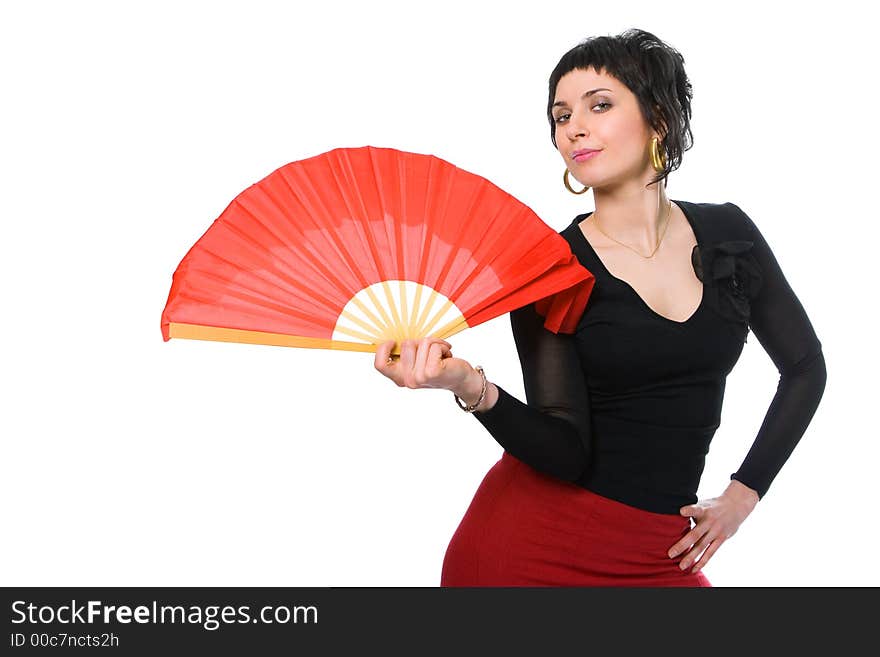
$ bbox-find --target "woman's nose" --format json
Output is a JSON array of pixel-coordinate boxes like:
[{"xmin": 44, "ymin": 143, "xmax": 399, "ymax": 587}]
[{"xmin": 566, "ymin": 112, "xmax": 589, "ymax": 140}]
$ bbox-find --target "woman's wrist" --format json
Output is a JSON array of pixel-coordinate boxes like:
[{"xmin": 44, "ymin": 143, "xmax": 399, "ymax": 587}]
[
  {"xmin": 724, "ymin": 479, "xmax": 760, "ymax": 509},
  {"xmin": 474, "ymin": 382, "xmax": 499, "ymax": 413},
  {"xmin": 453, "ymin": 367, "xmax": 498, "ymax": 412}
]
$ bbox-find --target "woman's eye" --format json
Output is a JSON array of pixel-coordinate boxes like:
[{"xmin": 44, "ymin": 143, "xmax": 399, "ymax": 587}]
[{"xmin": 554, "ymin": 103, "xmax": 611, "ymax": 124}]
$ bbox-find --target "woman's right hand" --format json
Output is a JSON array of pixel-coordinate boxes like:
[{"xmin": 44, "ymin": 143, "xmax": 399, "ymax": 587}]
[
  {"xmin": 374, "ymin": 338, "xmax": 472, "ymax": 392},
  {"xmin": 374, "ymin": 338, "xmax": 498, "ymax": 412}
]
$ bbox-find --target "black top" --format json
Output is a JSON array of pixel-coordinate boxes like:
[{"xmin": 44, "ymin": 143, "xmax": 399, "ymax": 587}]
[{"xmin": 473, "ymin": 200, "xmax": 827, "ymax": 514}]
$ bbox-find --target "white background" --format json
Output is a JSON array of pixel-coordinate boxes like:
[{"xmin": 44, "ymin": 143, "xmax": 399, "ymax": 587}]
[{"xmin": 1, "ymin": 1, "xmax": 875, "ymax": 587}]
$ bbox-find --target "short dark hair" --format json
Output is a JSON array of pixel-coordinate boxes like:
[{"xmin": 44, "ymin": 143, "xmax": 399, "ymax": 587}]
[{"xmin": 547, "ymin": 28, "xmax": 694, "ymax": 186}]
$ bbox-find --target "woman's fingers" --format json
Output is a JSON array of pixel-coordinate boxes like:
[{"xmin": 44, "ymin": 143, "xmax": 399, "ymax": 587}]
[
  {"xmin": 668, "ymin": 505, "xmax": 707, "ymax": 559},
  {"xmin": 668, "ymin": 531, "xmax": 693, "ymax": 560},
  {"xmin": 414, "ymin": 337, "xmax": 452, "ymax": 385},
  {"xmin": 375, "ymin": 338, "xmax": 455, "ymax": 389},
  {"xmin": 668, "ymin": 522, "xmax": 708, "ymax": 560},
  {"xmin": 424, "ymin": 340, "xmax": 452, "ymax": 379},
  {"xmin": 688, "ymin": 537, "xmax": 724, "ymax": 573},
  {"xmin": 374, "ymin": 340, "xmax": 394, "ymax": 369},
  {"xmin": 679, "ymin": 531, "xmax": 719, "ymax": 571},
  {"xmin": 404, "ymin": 338, "xmax": 447, "ymax": 387},
  {"xmin": 398, "ymin": 339, "xmax": 418, "ymax": 387},
  {"xmin": 374, "ymin": 340, "xmax": 404, "ymax": 386}
]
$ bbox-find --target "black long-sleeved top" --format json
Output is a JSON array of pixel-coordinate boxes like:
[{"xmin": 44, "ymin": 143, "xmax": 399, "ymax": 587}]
[{"xmin": 473, "ymin": 200, "xmax": 827, "ymax": 514}]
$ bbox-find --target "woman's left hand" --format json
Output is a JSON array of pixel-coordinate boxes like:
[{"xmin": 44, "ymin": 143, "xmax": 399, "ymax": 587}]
[{"xmin": 667, "ymin": 480, "xmax": 760, "ymax": 573}]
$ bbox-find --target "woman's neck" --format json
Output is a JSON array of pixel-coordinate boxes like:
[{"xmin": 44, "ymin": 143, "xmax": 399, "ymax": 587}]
[{"xmin": 590, "ymin": 181, "xmax": 671, "ymax": 252}]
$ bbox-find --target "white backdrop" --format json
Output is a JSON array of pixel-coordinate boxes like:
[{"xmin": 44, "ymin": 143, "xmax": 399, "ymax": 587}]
[{"xmin": 1, "ymin": 0, "xmax": 875, "ymax": 587}]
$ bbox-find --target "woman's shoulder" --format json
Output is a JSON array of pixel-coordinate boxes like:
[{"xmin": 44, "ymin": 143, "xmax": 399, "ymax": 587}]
[
  {"xmin": 675, "ymin": 198, "xmax": 746, "ymax": 217},
  {"xmin": 675, "ymin": 199, "xmax": 756, "ymax": 241}
]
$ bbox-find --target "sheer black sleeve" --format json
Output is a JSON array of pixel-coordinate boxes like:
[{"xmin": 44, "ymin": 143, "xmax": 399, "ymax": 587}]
[
  {"xmin": 729, "ymin": 203, "xmax": 827, "ymax": 498},
  {"xmin": 469, "ymin": 303, "xmax": 593, "ymax": 482}
]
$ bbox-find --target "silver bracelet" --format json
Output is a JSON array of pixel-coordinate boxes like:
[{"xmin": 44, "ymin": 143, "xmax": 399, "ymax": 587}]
[{"xmin": 454, "ymin": 366, "xmax": 486, "ymax": 413}]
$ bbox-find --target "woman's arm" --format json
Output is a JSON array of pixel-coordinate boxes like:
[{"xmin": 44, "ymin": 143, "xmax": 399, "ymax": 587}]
[
  {"xmin": 468, "ymin": 303, "xmax": 593, "ymax": 482},
  {"xmin": 729, "ymin": 203, "xmax": 828, "ymax": 498},
  {"xmin": 374, "ymin": 302, "xmax": 593, "ymax": 482}
]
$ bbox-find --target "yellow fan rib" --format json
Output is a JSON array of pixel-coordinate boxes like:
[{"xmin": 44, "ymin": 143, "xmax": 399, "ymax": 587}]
[
  {"xmin": 331, "ymin": 280, "xmax": 466, "ymax": 349},
  {"xmin": 168, "ymin": 322, "xmax": 381, "ymax": 353}
]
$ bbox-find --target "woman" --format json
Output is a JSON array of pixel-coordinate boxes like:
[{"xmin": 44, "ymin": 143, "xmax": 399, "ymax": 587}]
[{"xmin": 374, "ymin": 28, "xmax": 826, "ymax": 586}]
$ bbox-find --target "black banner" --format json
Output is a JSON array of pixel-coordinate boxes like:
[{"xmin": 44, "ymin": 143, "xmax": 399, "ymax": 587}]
[{"xmin": 1, "ymin": 587, "xmax": 873, "ymax": 654}]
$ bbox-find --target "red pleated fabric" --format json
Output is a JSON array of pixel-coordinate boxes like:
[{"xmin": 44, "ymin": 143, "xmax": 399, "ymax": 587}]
[
  {"xmin": 161, "ymin": 146, "xmax": 596, "ymax": 348},
  {"xmin": 441, "ymin": 452, "xmax": 712, "ymax": 587}
]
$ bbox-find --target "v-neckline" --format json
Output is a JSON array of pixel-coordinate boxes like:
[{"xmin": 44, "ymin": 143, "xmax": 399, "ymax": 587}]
[{"xmin": 572, "ymin": 199, "xmax": 705, "ymax": 326}]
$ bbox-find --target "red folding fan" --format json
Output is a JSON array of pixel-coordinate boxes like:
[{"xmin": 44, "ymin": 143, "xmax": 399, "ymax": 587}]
[{"xmin": 161, "ymin": 146, "xmax": 594, "ymax": 354}]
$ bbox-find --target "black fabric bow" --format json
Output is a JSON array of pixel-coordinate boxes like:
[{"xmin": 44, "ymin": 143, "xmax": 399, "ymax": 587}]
[{"xmin": 692, "ymin": 240, "xmax": 763, "ymax": 335}]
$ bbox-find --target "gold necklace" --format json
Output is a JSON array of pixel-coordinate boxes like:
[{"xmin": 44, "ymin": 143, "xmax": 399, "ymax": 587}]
[{"xmin": 592, "ymin": 199, "xmax": 673, "ymax": 259}]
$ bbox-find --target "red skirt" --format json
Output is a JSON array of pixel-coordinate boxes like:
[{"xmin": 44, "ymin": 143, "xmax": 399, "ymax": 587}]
[{"xmin": 441, "ymin": 452, "xmax": 712, "ymax": 587}]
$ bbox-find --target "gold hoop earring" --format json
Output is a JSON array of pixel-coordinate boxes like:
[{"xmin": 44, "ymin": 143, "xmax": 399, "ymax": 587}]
[
  {"xmin": 563, "ymin": 168, "xmax": 589, "ymax": 195},
  {"xmin": 649, "ymin": 137, "xmax": 667, "ymax": 173}
]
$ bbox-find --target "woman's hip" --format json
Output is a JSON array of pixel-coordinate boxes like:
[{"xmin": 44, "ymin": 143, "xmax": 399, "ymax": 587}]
[{"xmin": 441, "ymin": 452, "xmax": 711, "ymax": 587}]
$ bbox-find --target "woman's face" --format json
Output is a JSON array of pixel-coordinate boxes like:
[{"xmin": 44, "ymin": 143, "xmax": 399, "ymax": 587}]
[{"xmin": 552, "ymin": 67, "xmax": 657, "ymax": 189}]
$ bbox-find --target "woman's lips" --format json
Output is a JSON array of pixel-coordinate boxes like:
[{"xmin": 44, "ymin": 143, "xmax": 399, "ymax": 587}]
[{"xmin": 573, "ymin": 150, "xmax": 600, "ymax": 162}]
